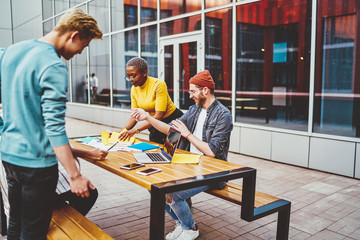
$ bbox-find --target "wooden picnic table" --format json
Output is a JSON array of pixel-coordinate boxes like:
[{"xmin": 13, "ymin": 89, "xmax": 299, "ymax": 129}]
[{"xmin": 69, "ymin": 138, "xmax": 279, "ymax": 239}]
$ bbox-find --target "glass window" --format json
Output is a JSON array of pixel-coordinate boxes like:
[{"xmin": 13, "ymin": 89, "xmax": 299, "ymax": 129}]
[
  {"xmin": 314, "ymin": 0, "xmax": 358, "ymax": 137},
  {"xmin": 42, "ymin": 0, "xmax": 54, "ymax": 20},
  {"xmin": 205, "ymin": 8, "xmax": 232, "ymax": 111},
  {"xmin": 112, "ymin": 0, "xmax": 138, "ymax": 31},
  {"xmin": 206, "ymin": 0, "xmax": 231, "ymax": 9},
  {"xmin": 43, "ymin": 19, "xmax": 53, "ymax": 35},
  {"xmin": 179, "ymin": 42, "xmax": 197, "ymax": 110},
  {"xmin": 141, "ymin": 0, "xmax": 157, "ymax": 23},
  {"xmin": 55, "ymin": 0, "xmax": 68, "ymax": 15},
  {"xmin": 141, "ymin": 25, "xmax": 158, "ymax": 77},
  {"xmin": 71, "ymin": 50, "xmax": 88, "ymax": 104},
  {"xmin": 89, "ymin": 36, "xmax": 110, "ymax": 106},
  {"xmin": 160, "ymin": 15, "xmax": 201, "ymax": 37},
  {"xmin": 235, "ymin": 0, "xmax": 311, "ymax": 131},
  {"xmin": 112, "ymin": 30, "xmax": 138, "ymax": 109},
  {"xmin": 70, "ymin": 0, "xmax": 84, "ymax": 7},
  {"xmin": 160, "ymin": 0, "xmax": 201, "ymax": 19},
  {"xmin": 89, "ymin": 0, "xmax": 109, "ymax": 34}
]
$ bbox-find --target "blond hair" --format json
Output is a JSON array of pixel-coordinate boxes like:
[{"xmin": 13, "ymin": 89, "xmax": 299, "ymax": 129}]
[{"xmin": 54, "ymin": 8, "xmax": 103, "ymax": 40}]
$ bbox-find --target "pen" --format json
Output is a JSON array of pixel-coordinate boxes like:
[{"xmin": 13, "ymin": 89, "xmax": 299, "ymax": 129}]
[{"xmin": 107, "ymin": 142, "xmax": 118, "ymax": 151}]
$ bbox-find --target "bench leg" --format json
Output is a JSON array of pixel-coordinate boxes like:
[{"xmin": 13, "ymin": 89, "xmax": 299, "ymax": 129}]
[
  {"xmin": 276, "ymin": 202, "xmax": 291, "ymax": 240},
  {"xmin": 0, "ymin": 190, "xmax": 7, "ymax": 236}
]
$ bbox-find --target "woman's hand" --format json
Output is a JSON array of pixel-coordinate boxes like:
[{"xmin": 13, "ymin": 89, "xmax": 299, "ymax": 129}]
[{"xmin": 118, "ymin": 128, "xmax": 136, "ymax": 141}]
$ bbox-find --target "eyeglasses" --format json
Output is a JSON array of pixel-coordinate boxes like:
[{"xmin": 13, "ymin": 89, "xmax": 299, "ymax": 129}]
[
  {"xmin": 189, "ymin": 87, "xmax": 204, "ymax": 95},
  {"xmin": 125, "ymin": 75, "xmax": 136, "ymax": 81}
]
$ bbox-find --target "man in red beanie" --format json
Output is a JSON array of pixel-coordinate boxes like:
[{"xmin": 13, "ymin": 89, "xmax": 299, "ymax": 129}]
[{"xmin": 131, "ymin": 70, "xmax": 233, "ymax": 240}]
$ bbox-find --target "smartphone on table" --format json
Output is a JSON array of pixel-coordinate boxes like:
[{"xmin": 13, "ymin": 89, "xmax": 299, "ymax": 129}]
[
  {"xmin": 120, "ymin": 163, "xmax": 145, "ymax": 170},
  {"xmin": 136, "ymin": 167, "xmax": 162, "ymax": 176}
]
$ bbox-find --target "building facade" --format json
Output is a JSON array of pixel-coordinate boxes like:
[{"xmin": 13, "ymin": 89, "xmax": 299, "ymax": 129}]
[{"xmin": 1, "ymin": 0, "xmax": 360, "ymax": 178}]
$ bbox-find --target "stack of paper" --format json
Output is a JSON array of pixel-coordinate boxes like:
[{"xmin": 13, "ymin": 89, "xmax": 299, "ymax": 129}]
[{"xmin": 101, "ymin": 129, "xmax": 135, "ymax": 146}]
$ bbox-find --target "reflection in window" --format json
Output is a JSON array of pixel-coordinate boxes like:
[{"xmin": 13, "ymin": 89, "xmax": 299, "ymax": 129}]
[
  {"xmin": 42, "ymin": 0, "xmax": 54, "ymax": 20},
  {"xmin": 141, "ymin": 0, "xmax": 157, "ymax": 23},
  {"xmin": 235, "ymin": 0, "xmax": 311, "ymax": 131},
  {"xmin": 205, "ymin": 8, "xmax": 232, "ymax": 111},
  {"xmin": 112, "ymin": 30, "xmax": 138, "ymax": 109},
  {"xmin": 43, "ymin": 20, "xmax": 53, "ymax": 36},
  {"xmin": 206, "ymin": 0, "xmax": 231, "ymax": 9},
  {"xmin": 55, "ymin": 0, "xmax": 68, "ymax": 15},
  {"xmin": 160, "ymin": 0, "xmax": 201, "ymax": 19},
  {"xmin": 141, "ymin": 25, "xmax": 158, "ymax": 77},
  {"xmin": 89, "ymin": 36, "xmax": 110, "ymax": 106},
  {"xmin": 71, "ymin": 50, "xmax": 88, "ymax": 104},
  {"xmin": 89, "ymin": 0, "xmax": 109, "ymax": 33},
  {"xmin": 164, "ymin": 45, "xmax": 174, "ymax": 101},
  {"xmin": 160, "ymin": 15, "xmax": 201, "ymax": 37},
  {"xmin": 179, "ymin": 42, "xmax": 197, "ymax": 110},
  {"xmin": 314, "ymin": 1, "xmax": 358, "ymax": 137},
  {"xmin": 112, "ymin": 0, "xmax": 138, "ymax": 31},
  {"xmin": 70, "ymin": 0, "xmax": 83, "ymax": 7}
]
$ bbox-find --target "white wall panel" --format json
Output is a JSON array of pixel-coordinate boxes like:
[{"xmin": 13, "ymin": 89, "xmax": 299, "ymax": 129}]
[
  {"xmin": 11, "ymin": 0, "xmax": 41, "ymax": 28},
  {"xmin": 240, "ymin": 128, "xmax": 271, "ymax": 159},
  {"xmin": 355, "ymin": 143, "xmax": 360, "ymax": 179},
  {"xmin": 271, "ymin": 132, "xmax": 309, "ymax": 167},
  {"xmin": 229, "ymin": 125, "xmax": 240, "ymax": 153},
  {"xmin": 0, "ymin": 29, "xmax": 12, "ymax": 48},
  {"xmin": 309, "ymin": 138, "xmax": 355, "ymax": 177}
]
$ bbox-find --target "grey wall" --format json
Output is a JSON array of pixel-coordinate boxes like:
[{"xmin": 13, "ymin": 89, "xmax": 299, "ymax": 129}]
[
  {"xmin": 0, "ymin": 0, "xmax": 42, "ymax": 49},
  {"xmin": 0, "ymin": 0, "xmax": 13, "ymax": 48},
  {"xmin": 11, "ymin": 0, "xmax": 42, "ymax": 43}
]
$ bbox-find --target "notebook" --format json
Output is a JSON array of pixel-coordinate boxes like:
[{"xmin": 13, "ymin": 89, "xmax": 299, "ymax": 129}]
[{"xmin": 133, "ymin": 128, "xmax": 182, "ymax": 164}]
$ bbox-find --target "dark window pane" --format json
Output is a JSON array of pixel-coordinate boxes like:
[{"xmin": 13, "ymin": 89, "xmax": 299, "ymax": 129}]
[
  {"xmin": 160, "ymin": 15, "xmax": 201, "ymax": 37},
  {"xmin": 205, "ymin": 8, "xmax": 232, "ymax": 112},
  {"xmin": 112, "ymin": 30, "xmax": 138, "ymax": 109},
  {"xmin": 112, "ymin": 0, "xmax": 138, "ymax": 30},
  {"xmin": 235, "ymin": 0, "xmax": 311, "ymax": 131},
  {"xmin": 141, "ymin": 0, "xmax": 157, "ymax": 23},
  {"xmin": 314, "ymin": 0, "xmax": 358, "ymax": 137},
  {"xmin": 141, "ymin": 25, "xmax": 158, "ymax": 78},
  {"xmin": 160, "ymin": 0, "xmax": 201, "ymax": 19},
  {"xmin": 89, "ymin": 36, "xmax": 110, "ymax": 106}
]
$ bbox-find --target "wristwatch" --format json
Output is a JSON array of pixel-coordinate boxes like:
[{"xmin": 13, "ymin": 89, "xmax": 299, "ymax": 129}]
[{"xmin": 135, "ymin": 129, "xmax": 140, "ymax": 134}]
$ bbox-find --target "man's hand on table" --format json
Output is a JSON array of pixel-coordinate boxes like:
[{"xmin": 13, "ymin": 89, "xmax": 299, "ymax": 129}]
[{"xmin": 86, "ymin": 148, "xmax": 108, "ymax": 161}]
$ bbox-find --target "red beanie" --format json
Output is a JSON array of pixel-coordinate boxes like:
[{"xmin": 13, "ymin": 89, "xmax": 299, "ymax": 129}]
[{"xmin": 189, "ymin": 70, "xmax": 215, "ymax": 89}]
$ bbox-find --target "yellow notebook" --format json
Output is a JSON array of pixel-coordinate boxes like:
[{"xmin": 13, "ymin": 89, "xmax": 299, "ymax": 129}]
[{"xmin": 171, "ymin": 154, "xmax": 200, "ymax": 164}]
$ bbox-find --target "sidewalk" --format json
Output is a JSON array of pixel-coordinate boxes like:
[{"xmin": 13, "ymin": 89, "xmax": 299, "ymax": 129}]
[{"xmin": 2, "ymin": 117, "xmax": 360, "ymax": 239}]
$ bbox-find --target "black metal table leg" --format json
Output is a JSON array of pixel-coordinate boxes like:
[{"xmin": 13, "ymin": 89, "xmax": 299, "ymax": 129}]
[{"xmin": 149, "ymin": 186, "xmax": 166, "ymax": 240}]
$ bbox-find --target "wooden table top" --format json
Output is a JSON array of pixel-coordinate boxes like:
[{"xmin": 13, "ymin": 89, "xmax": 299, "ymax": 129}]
[{"xmin": 70, "ymin": 139, "xmax": 247, "ymax": 190}]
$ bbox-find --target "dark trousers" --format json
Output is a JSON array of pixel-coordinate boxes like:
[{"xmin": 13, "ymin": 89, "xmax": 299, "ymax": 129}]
[
  {"xmin": 149, "ymin": 108, "xmax": 184, "ymax": 144},
  {"xmin": 3, "ymin": 161, "xmax": 58, "ymax": 240},
  {"xmin": 56, "ymin": 188, "xmax": 98, "ymax": 216}
]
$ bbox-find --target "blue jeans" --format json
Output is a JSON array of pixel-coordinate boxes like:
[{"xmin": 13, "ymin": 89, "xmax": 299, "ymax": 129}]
[
  {"xmin": 3, "ymin": 161, "xmax": 58, "ymax": 240},
  {"xmin": 165, "ymin": 185, "xmax": 210, "ymax": 230}
]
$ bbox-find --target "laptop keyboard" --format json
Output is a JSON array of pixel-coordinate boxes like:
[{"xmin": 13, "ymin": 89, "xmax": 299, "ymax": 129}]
[{"xmin": 146, "ymin": 153, "xmax": 168, "ymax": 162}]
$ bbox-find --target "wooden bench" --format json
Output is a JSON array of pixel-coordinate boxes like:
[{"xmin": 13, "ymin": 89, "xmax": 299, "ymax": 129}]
[
  {"xmin": 206, "ymin": 182, "xmax": 291, "ymax": 240},
  {"xmin": 0, "ymin": 191, "xmax": 112, "ymax": 240},
  {"xmin": 48, "ymin": 204, "xmax": 113, "ymax": 240}
]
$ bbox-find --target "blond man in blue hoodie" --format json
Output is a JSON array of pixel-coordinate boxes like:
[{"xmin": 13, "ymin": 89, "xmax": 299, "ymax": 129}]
[{"xmin": 0, "ymin": 8, "xmax": 102, "ymax": 239}]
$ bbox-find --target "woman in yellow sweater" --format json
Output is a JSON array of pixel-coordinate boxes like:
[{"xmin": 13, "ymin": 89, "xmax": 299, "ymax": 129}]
[{"xmin": 119, "ymin": 57, "xmax": 183, "ymax": 144}]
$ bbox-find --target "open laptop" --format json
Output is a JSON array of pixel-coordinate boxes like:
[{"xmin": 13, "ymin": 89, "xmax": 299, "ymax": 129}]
[{"xmin": 133, "ymin": 128, "xmax": 181, "ymax": 164}]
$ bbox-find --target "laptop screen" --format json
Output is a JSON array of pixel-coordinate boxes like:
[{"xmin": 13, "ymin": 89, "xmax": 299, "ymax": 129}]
[{"xmin": 162, "ymin": 128, "xmax": 181, "ymax": 158}]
